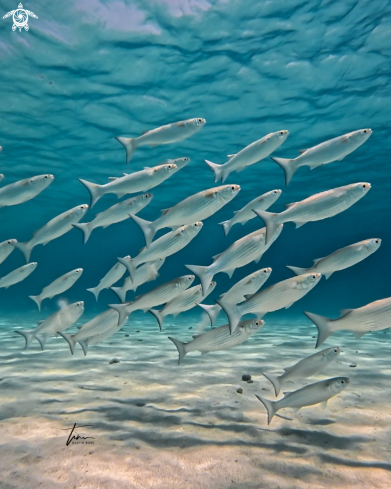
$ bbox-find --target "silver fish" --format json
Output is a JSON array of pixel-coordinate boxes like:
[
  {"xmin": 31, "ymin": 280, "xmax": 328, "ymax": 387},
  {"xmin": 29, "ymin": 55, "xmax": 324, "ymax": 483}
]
[
  {"xmin": 218, "ymin": 273, "xmax": 322, "ymax": 334},
  {"xmin": 0, "ymin": 262, "xmax": 37, "ymax": 289},
  {"xmin": 198, "ymin": 268, "xmax": 272, "ymax": 327},
  {"xmin": 12, "ymin": 204, "xmax": 89, "ymax": 262},
  {"xmin": 132, "ymin": 184, "xmax": 240, "ymax": 248},
  {"xmin": 59, "ymin": 308, "xmax": 128, "ymax": 355},
  {"xmin": 272, "ymin": 129, "xmax": 372, "ymax": 185},
  {"xmin": 287, "ymin": 238, "xmax": 381, "ymax": 280},
  {"xmin": 263, "ymin": 347, "xmax": 341, "ymax": 396},
  {"xmin": 219, "ymin": 189, "xmax": 282, "ymax": 236},
  {"xmin": 169, "ymin": 318, "xmax": 264, "ymax": 365},
  {"xmin": 0, "ymin": 239, "xmax": 17, "ymax": 266},
  {"xmin": 254, "ymin": 182, "xmax": 371, "ymax": 244},
  {"xmin": 110, "ymin": 259, "xmax": 165, "ymax": 303},
  {"xmin": 0, "ymin": 174, "xmax": 54, "ymax": 208},
  {"xmin": 14, "ymin": 301, "xmax": 84, "ymax": 350},
  {"xmin": 149, "ymin": 281, "xmax": 217, "ymax": 330},
  {"xmin": 305, "ymin": 297, "xmax": 391, "ymax": 348},
  {"xmin": 116, "ymin": 119, "xmax": 205, "ymax": 164},
  {"xmin": 119, "ymin": 222, "xmax": 203, "ymax": 282},
  {"xmin": 29, "ymin": 268, "xmax": 83, "ymax": 311},
  {"xmin": 107, "ymin": 157, "xmax": 190, "ymax": 181},
  {"xmin": 73, "ymin": 193, "xmax": 153, "ymax": 244},
  {"xmin": 79, "ymin": 162, "xmax": 178, "ymax": 208},
  {"xmin": 186, "ymin": 225, "xmax": 282, "ymax": 295},
  {"xmin": 256, "ymin": 377, "xmax": 350, "ymax": 424},
  {"xmin": 205, "ymin": 131, "xmax": 289, "ymax": 183},
  {"xmin": 109, "ymin": 274, "xmax": 195, "ymax": 326},
  {"xmin": 87, "ymin": 258, "xmax": 129, "ymax": 301}
]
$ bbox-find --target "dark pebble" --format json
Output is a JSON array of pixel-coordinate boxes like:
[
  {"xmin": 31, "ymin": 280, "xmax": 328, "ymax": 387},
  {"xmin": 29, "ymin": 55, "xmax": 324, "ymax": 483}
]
[
  {"xmin": 136, "ymin": 402, "xmax": 145, "ymax": 407},
  {"xmin": 262, "ymin": 388, "xmax": 268, "ymax": 391},
  {"xmin": 189, "ymin": 327, "xmax": 193, "ymax": 329},
  {"xmin": 242, "ymin": 374, "xmax": 251, "ymax": 381},
  {"xmin": 109, "ymin": 358, "xmax": 120, "ymax": 364},
  {"xmin": 247, "ymin": 380, "xmax": 254, "ymax": 384},
  {"xmin": 125, "ymin": 334, "xmax": 129, "ymax": 337},
  {"xmin": 136, "ymin": 330, "xmax": 140, "ymax": 333},
  {"xmin": 138, "ymin": 339, "xmax": 143, "ymax": 341},
  {"xmin": 236, "ymin": 388, "xmax": 243, "ymax": 394},
  {"xmin": 350, "ymin": 363, "xmax": 357, "ymax": 368}
]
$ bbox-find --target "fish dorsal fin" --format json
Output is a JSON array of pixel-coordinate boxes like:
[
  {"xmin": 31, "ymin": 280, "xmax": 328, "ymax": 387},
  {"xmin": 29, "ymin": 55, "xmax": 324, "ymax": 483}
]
[
  {"xmin": 139, "ymin": 246, "xmax": 146, "ymax": 253},
  {"xmin": 244, "ymin": 294, "xmax": 253, "ymax": 300},
  {"xmin": 233, "ymin": 210, "xmax": 239, "ymax": 215},
  {"xmin": 227, "ymin": 154, "xmax": 236, "ymax": 158},
  {"xmin": 283, "ymin": 391, "xmax": 291, "ymax": 396},
  {"xmin": 294, "ymin": 222, "xmax": 306, "ymax": 229},
  {"xmin": 340, "ymin": 308, "xmax": 353, "ymax": 316},
  {"xmin": 283, "ymin": 366, "xmax": 294, "ymax": 374},
  {"xmin": 123, "ymin": 172, "xmax": 129, "ymax": 175},
  {"xmin": 141, "ymin": 130, "xmax": 149, "ymax": 135},
  {"xmin": 77, "ymin": 325, "xmax": 83, "ymax": 330},
  {"xmin": 313, "ymin": 257, "xmax": 323, "ymax": 265},
  {"xmin": 298, "ymin": 149, "xmax": 307, "ymax": 154},
  {"xmin": 37, "ymin": 320, "xmax": 44, "ymax": 325},
  {"xmin": 143, "ymin": 167, "xmax": 151, "ymax": 171},
  {"xmin": 192, "ymin": 334, "xmax": 201, "ymax": 339},
  {"xmin": 212, "ymin": 253, "xmax": 221, "ymax": 261},
  {"xmin": 108, "ymin": 177, "xmax": 117, "ymax": 181},
  {"xmin": 161, "ymin": 208, "xmax": 170, "ymax": 215},
  {"xmin": 285, "ymin": 202, "xmax": 296, "ymax": 208}
]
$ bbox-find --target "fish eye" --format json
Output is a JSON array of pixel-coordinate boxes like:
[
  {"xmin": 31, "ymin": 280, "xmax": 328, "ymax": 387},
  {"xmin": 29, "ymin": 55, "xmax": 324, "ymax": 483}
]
[
  {"xmin": 198, "ymin": 118, "xmax": 202, "ymax": 123},
  {"xmin": 362, "ymin": 184, "xmax": 366, "ymax": 188},
  {"xmin": 341, "ymin": 380, "xmax": 344, "ymax": 384},
  {"xmin": 231, "ymin": 186, "xmax": 235, "ymax": 190},
  {"xmin": 274, "ymin": 190, "xmax": 278, "ymax": 193},
  {"xmin": 364, "ymin": 130, "xmax": 367, "ymax": 133},
  {"xmin": 44, "ymin": 175, "xmax": 48, "ymax": 179},
  {"xmin": 312, "ymin": 275, "xmax": 316, "ymax": 279},
  {"xmin": 7, "ymin": 240, "xmax": 11, "ymax": 244},
  {"xmin": 280, "ymin": 131, "xmax": 284, "ymax": 135},
  {"xmin": 334, "ymin": 348, "xmax": 338, "ymax": 353},
  {"xmin": 375, "ymin": 239, "xmax": 379, "ymax": 243}
]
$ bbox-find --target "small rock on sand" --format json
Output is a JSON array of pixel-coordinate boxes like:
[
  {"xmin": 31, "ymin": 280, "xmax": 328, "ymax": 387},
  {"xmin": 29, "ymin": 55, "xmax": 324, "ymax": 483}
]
[
  {"xmin": 237, "ymin": 388, "xmax": 243, "ymax": 394},
  {"xmin": 109, "ymin": 358, "xmax": 120, "ymax": 364},
  {"xmin": 242, "ymin": 374, "xmax": 251, "ymax": 381}
]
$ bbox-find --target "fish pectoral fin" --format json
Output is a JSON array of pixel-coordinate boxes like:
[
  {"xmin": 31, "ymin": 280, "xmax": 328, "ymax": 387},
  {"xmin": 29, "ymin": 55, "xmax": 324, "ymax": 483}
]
[
  {"xmin": 285, "ymin": 202, "xmax": 296, "ymax": 208},
  {"xmin": 294, "ymin": 221, "xmax": 306, "ymax": 229},
  {"xmin": 333, "ymin": 188, "xmax": 348, "ymax": 198},
  {"xmin": 340, "ymin": 135, "xmax": 350, "ymax": 143},
  {"xmin": 285, "ymin": 302, "xmax": 294, "ymax": 309},
  {"xmin": 320, "ymin": 400, "xmax": 328, "ymax": 409},
  {"xmin": 313, "ymin": 257, "xmax": 323, "ymax": 265},
  {"xmin": 254, "ymin": 256, "xmax": 261, "ymax": 264},
  {"xmin": 161, "ymin": 208, "xmax": 170, "ymax": 215},
  {"xmin": 324, "ymin": 272, "xmax": 333, "ymax": 280},
  {"xmin": 340, "ymin": 308, "xmax": 353, "ymax": 317},
  {"xmin": 212, "ymin": 253, "xmax": 221, "ymax": 261},
  {"xmin": 308, "ymin": 163, "xmax": 319, "ymax": 170},
  {"xmin": 176, "ymin": 121, "xmax": 187, "ymax": 127}
]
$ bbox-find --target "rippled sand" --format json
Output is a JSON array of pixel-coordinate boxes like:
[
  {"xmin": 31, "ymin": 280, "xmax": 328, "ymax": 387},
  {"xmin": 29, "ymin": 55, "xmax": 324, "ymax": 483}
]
[{"xmin": 1, "ymin": 313, "xmax": 390, "ymax": 488}]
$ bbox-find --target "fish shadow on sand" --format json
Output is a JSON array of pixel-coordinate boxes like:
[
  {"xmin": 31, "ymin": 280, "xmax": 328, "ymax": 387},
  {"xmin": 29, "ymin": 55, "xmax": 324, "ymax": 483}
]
[
  {"xmin": 277, "ymin": 427, "xmax": 369, "ymax": 450},
  {"xmin": 78, "ymin": 384, "xmax": 121, "ymax": 392},
  {"xmin": 319, "ymin": 453, "xmax": 391, "ymax": 471}
]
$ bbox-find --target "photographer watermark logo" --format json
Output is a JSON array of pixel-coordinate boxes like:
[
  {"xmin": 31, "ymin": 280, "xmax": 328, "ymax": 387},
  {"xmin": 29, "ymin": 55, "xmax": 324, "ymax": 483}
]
[{"xmin": 3, "ymin": 3, "xmax": 38, "ymax": 32}]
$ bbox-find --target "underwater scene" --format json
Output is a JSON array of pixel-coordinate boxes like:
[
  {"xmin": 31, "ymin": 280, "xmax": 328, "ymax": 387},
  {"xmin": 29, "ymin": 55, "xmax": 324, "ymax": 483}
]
[{"xmin": 0, "ymin": 0, "xmax": 390, "ymax": 487}]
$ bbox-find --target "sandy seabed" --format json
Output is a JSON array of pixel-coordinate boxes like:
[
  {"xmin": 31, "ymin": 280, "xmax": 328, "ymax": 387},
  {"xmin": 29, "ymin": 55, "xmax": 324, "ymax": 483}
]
[{"xmin": 1, "ymin": 313, "xmax": 390, "ymax": 489}]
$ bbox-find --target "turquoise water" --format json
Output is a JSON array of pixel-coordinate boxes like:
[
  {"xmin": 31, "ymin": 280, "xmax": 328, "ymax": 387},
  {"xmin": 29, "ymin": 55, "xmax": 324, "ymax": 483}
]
[{"xmin": 0, "ymin": 1, "xmax": 390, "ymax": 486}]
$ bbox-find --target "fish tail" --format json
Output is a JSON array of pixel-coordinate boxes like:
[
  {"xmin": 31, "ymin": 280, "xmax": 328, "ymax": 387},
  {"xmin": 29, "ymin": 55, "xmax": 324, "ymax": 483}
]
[
  {"xmin": 286, "ymin": 265, "xmax": 308, "ymax": 276},
  {"xmin": 115, "ymin": 136, "xmax": 137, "ymax": 165},
  {"xmin": 14, "ymin": 329, "xmax": 36, "ymax": 349},
  {"xmin": 255, "ymin": 394, "xmax": 278, "ymax": 425},
  {"xmin": 57, "ymin": 331, "xmax": 77, "ymax": 355},
  {"xmin": 72, "ymin": 222, "xmax": 92, "ymax": 244},
  {"xmin": 78, "ymin": 178, "xmax": 102, "ymax": 209},
  {"xmin": 303, "ymin": 311, "xmax": 333, "ymax": 348},
  {"xmin": 184, "ymin": 264, "xmax": 213, "ymax": 296},
  {"xmin": 108, "ymin": 303, "xmax": 128, "ymax": 326},
  {"xmin": 252, "ymin": 209, "xmax": 279, "ymax": 245},
  {"xmin": 110, "ymin": 286, "xmax": 127, "ymax": 303},
  {"xmin": 130, "ymin": 214, "xmax": 155, "ymax": 248},
  {"xmin": 35, "ymin": 333, "xmax": 47, "ymax": 351},
  {"xmin": 11, "ymin": 241, "xmax": 32, "ymax": 263},
  {"xmin": 148, "ymin": 309, "xmax": 164, "ymax": 330},
  {"xmin": 78, "ymin": 339, "xmax": 89, "ymax": 356},
  {"xmin": 28, "ymin": 295, "xmax": 42, "ymax": 311},
  {"xmin": 86, "ymin": 286, "xmax": 100, "ymax": 301},
  {"xmin": 168, "ymin": 336, "xmax": 187, "ymax": 365},
  {"xmin": 218, "ymin": 219, "xmax": 232, "ymax": 236},
  {"xmin": 270, "ymin": 157, "xmax": 298, "ymax": 186},
  {"xmin": 262, "ymin": 372, "xmax": 282, "ymax": 397},
  {"xmin": 204, "ymin": 160, "xmax": 226, "ymax": 183},
  {"xmin": 215, "ymin": 299, "xmax": 241, "ymax": 334},
  {"xmin": 197, "ymin": 303, "xmax": 221, "ymax": 327},
  {"xmin": 117, "ymin": 256, "xmax": 136, "ymax": 282}
]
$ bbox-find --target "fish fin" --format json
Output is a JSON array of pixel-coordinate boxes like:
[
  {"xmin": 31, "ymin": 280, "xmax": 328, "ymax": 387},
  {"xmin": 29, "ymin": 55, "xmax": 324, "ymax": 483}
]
[
  {"xmin": 218, "ymin": 220, "xmax": 231, "ymax": 236},
  {"xmin": 72, "ymin": 222, "xmax": 92, "ymax": 244},
  {"xmin": 255, "ymin": 394, "xmax": 277, "ymax": 425},
  {"xmin": 11, "ymin": 241, "xmax": 32, "ymax": 263},
  {"xmin": 110, "ymin": 286, "xmax": 127, "ymax": 303},
  {"xmin": 212, "ymin": 253, "xmax": 221, "ymax": 261},
  {"xmin": 313, "ymin": 258, "xmax": 323, "ymax": 265},
  {"xmin": 294, "ymin": 221, "xmax": 306, "ymax": 229},
  {"xmin": 57, "ymin": 331, "xmax": 77, "ymax": 355},
  {"xmin": 204, "ymin": 160, "xmax": 226, "ymax": 183},
  {"xmin": 118, "ymin": 256, "xmax": 136, "ymax": 282},
  {"xmin": 168, "ymin": 336, "xmax": 187, "ymax": 365},
  {"xmin": 308, "ymin": 163, "xmax": 319, "ymax": 170},
  {"xmin": 78, "ymin": 339, "xmax": 89, "ymax": 356},
  {"xmin": 192, "ymin": 335, "xmax": 200, "ymax": 339},
  {"xmin": 108, "ymin": 303, "xmax": 129, "ymax": 327},
  {"xmin": 160, "ymin": 208, "xmax": 170, "ymax": 215},
  {"xmin": 353, "ymin": 331, "xmax": 366, "ymax": 339},
  {"xmin": 227, "ymin": 154, "xmax": 236, "ymax": 158},
  {"xmin": 115, "ymin": 136, "xmax": 137, "ymax": 165},
  {"xmin": 298, "ymin": 149, "xmax": 307, "ymax": 154},
  {"xmin": 252, "ymin": 209, "xmax": 278, "ymax": 245},
  {"xmin": 78, "ymin": 178, "xmax": 102, "ymax": 209},
  {"xmin": 286, "ymin": 265, "xmax": 307, "ymax": 276},
  {"xmin": 148, "ymin": 309, "xmax": 164, "ymax": 331},
  {"xmin": 14, "ymin": 329, "xmax": 36, "ymax": 349},
  {"xmin": 303, "ymin": 311, "xmax": 333, "ymax": 348},
  {"xmin": 321, "ymin": 400, "xmax": 328, "ymax": 409},
  {"xmin": 130, "ymin": 214, "xmax": 155, "ymax": 248},
  {"xmin": 215, "ymin": 299, "xmax": 241, "ymax": 335},
  {"xmin": 285, "ymin": 202, "xmax": 296, "ymax": 208},
  {"xmin": 340, "ymin": 308, "xmax": 353, "ymax": 316},
  {"xmin": 270, "ymin": 156, "xmax": 298, "ymax": 186},
  {"xmin": 86, "ymin": 286, "xmax": 100, "ymax": 301},
  {"xmin": 185, "ymin": 264, "xmax": 213, "ymax": 296},
  {"xmin": 324, "ymin": 272, "xmax": 333, "ymax": 280},
  {"xmin": 197, "ymin": 303, "xmax": 221, "ymax": 327},
  {"xmin": 108, "ymin": 177, "xmax": 117, "ymax": 181},
  {"xmin": 244, "ymin": 294, "xmax": 253, "ymax": 300},
  {"xmin": 35, "ymin": 333, "xmax": 47, "ymax": 351},
  {"xmin": 262, "ymin": 373, "xmax": 281, "ymax": 397},
  {"xmin": 285, "ymin": 302, "xmax": 294, "ymax": 309},
  {"xmin": 141, "ymin": 130, "xmax": 149, "ymax": 135},
  {"xmin": 223, "ymin": 268, "xmax": 235, "ymax": 279},
  {"xmin": 254, "ymin": 256, "xmax": 261, "ymax": 264},
  {"xmin": 340, "ymin": 135, "xmax": 350, "ymax": 143},
  {"xmin": 28, "ymin": 295, "xmax": 42, "ymax": 311}
]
